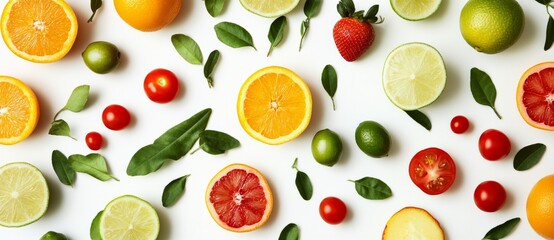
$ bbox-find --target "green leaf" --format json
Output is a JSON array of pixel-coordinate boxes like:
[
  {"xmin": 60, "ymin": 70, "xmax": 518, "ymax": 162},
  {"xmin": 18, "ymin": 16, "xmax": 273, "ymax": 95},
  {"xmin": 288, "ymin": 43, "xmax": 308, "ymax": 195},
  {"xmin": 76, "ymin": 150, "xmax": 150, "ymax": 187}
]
[
  {"xmin": 483, "ymin": 217, "xmax": 520, "ymax": 240},
  {"xmin": 299, "ymin": 20, "xmax": 309, "ymax": 51},
  {"xmin": 214, "ymin": 22, "xmax": 256, "ymax": 50},
  {"xmin": 513, "ymin": 143, "xmax": 546, "ymax": 171},
  {"xmin": 205, "ymin": 0, "xmax": 225, "ymax": 17},
  {"xmin": 69, "ymin": 154, "xmax": 118, "ymax": 181},
  {"xmin": 88, "ymin": 0, "xmax": 102, "ymax": 22},
  {"xmin": 304, "ymin": 0, "xmax": 322, "ymax": 18},
  {"xmin": 198, "ymin": 130, "xmax": 240, "ymax": 155},
  {"xmin": 278, "ymin": 223, "xmax": 299, "ymax": 240},
  {"xmin": 545, "ymin": 16, "xmax": 554, "ymax": 51},
  {"xmin": 63, "ymin": 85, "xmax": 90, "ymax": 114},
  {"xmin": 203, "ymin": 50, "xmax": 220, "ymax": 88},
  {"xmin": 162, "ymin": 174, "xmax": 190, "ymax": 207},
  {"xmin": 321, "ymin": 64, "xmax": 338, "ymax": 110},
  {"xmin": 171, "ymin": 34, "xmax": 203, "ymax": 65},
  {"xmin": 49, "ymin": 119, "xmax": 76, "ymax": 140},
  {"xmin": 51, "ymin": 150, "xmax": 75, "ymax": 186},
  {"xmin": 292, "ymin": 158, "xmax": 313, "ymax": 201},
  {"xmin": 90, "ymin": 211, "xmax": 103, "ymax": 240},
  {"xmin": 470, "ymin": 67, "xmax": 501, "ymax": 119},
  {"xmin": 337, "ymin": 0, "xmax": 355, "ymax": 17},
  {"xmin": 535, "ymin": 0, "xmax": 550, "ymax": 5},
  {"xmin": 405, "ymin": 110, "xmax": 432, "ymax": 131},
  {"xmin": 349, "ymin": 177, "xmax": 392, "ymax": 200},
  {"xmin": 126, "ymin": 109, "xmax": 212, "ymax": 176},
  {"xmin": 267, "ymin": 16, "xmax": 287, "ymax": 57}
]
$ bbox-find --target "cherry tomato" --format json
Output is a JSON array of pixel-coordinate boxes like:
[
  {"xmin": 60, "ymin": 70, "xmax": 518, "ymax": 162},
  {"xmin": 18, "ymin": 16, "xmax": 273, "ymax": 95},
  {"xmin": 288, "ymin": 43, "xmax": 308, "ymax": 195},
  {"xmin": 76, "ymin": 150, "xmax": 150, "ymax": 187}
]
[
  {"xmin": 478, "ymin": 129, "xmax": 511, "ymax": 161},
  {"xmin": 144, "ymin": 68, "xmax": 179, "ymax": 103},
  {"xmin": 102, "ymin": 104, "xmax": 131, "ymax": 131},
  {"xmin": 450, "ymin": 115, "xmax": 469, "ymax": 134},
  {"xmin": 474, "ymin": 181, "xmax": 506, "ymax": 212},
  {"xmin": 409, "ymin": 147, "xmax": 457, "ymax": 195},
  {"xmin": 319, "ymin": 196, "xmax": 347, "ymax": 224},
  {"xmin": 85, "ymin": 131, "xmax": 103, "ymax": 150}
]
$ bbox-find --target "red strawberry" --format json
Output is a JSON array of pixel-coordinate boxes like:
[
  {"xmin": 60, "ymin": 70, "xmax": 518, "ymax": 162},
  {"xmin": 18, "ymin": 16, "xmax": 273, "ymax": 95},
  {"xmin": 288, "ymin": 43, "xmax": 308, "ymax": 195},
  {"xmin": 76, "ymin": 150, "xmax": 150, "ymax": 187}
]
[{"xmin": 333, "ymin": 0, "xmax": 383, "ymax": 62}]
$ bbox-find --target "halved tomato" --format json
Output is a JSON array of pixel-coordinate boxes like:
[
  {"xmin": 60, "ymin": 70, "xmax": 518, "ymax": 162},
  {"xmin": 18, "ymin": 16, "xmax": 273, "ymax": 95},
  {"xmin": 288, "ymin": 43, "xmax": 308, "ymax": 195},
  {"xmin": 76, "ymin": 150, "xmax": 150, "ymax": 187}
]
[{"xmin": 409, "ymin": 147, "xmax": 456, "ymax": 195}]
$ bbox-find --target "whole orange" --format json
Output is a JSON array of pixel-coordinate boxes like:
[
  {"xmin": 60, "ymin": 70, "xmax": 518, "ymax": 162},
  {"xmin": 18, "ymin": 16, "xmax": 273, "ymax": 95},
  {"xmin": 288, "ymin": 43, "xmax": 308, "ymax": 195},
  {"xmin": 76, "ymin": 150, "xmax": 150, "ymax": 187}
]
[
  {"xmin": 527, "ymin": 174, "xmax": 554, "ymax": 239},
  {"xmin": 113, "ymin": 0, "xmax": 182, "ymax": 32}
]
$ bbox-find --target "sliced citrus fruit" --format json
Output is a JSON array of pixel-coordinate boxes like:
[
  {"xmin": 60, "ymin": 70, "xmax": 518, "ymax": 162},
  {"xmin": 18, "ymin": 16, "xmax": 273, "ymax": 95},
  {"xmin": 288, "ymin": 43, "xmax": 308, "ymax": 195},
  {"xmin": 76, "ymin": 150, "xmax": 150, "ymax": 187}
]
[
  {"xmin": 517, "ymin": 62, "xmax": 554, "ymax": 130},
  {"xmin": 383, "ymin": 207, "xmax": 444, "ymax": 240},
  {"xmin": 0, "ymin": 162, "xmax": 49, "ymax": 227},
  {"xmin": 239, "ymin": 0, "xmax": 300, "ymax": 18},
  {"xmin": 1, "ymin": 0, "xmax": 78, "ymax": 63},
  {"xmin": 390, "ymin": 0, "xmax": 442, "ymax": 21},
  {"xmin": 0, "ymin": 76, "xmax": 39, "ymax": 145},
  {"xmin": 383, "ymin": 42, "xmax": 446, "ymax": 110},
  {"xmin": 114, "ymin": 0, "xmax": 182, "ymax": 32},
  {"xmin": 99, "ymin": 195, "xmax": 160, "ymax": 240},
  {"xmin": 237, "ymin": 66, "xmax": 312, "ymax": 145},
  {"xmin": 527, "ymin": 175, "xmax": 554, "ymax": 239},
  {"xmin": 205, "ymin": 163, "xmax": 273, "ymax": 232}
]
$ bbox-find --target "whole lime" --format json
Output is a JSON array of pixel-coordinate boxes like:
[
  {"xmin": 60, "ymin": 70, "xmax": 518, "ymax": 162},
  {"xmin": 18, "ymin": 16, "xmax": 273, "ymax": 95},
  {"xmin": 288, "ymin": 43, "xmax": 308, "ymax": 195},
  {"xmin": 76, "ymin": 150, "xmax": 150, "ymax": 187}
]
[
  {"xmin": 82, "ymin": 41, "xmax": 121, "ymax": 74},
  {"xmin": 459, "ymin": 0, "xmax": 524, "ymax": 54},
  {"xmin": 355, "ymin": 121, "xmax": 390, "ymax": 158},
  {"xmin": 40, "ymin": 231, "xmax": 68, "ymax": 240},
  {"xmin": 311, "ymin": 129, "xmax": 343, "ymax": 167}
]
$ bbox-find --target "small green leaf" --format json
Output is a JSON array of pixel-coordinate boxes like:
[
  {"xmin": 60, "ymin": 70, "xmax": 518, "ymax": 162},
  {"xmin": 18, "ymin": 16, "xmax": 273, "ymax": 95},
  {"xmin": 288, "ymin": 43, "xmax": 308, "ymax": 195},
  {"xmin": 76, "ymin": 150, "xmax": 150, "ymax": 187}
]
[
  {"xmin": 321, "ymin": 64, "xmax": 338, "ymax": 110},
  {"xmin": 267, "ymin": 16, "xmax": 287, "ymax": 57},
  {"xmin": 304, "ymin": 0, "xmax": 322, "ymax": 18},
  {"xmin": 214, "ymin": 22, "xmax": 256, "ymax": 50},
  {"xmin": 292, "ymin": 158, "xmax": 313, "ymax": 201},
  {"xmin": 299, "ymin": 20, "xmax": 309, "ymax": 51},
  {"xmin": 69, "ymin": 154, "xmax": 118, "ymax": 181},
  {"xmin": 88, "ymin": 0, "xmax": 102, "ymax": 22},
  {"xmin": 278, "ymin": 223, "xmax": 299, "ymax": 240},
  {"xmin": 51, "ymin": 150, "xmax": 76, "ymax": 186},
  {"xmin": 197, "ymin": 130, "xmax": 240, "ymax": 155},
  {"xmin": 483, "ymin": 217, "xmax": 520, "ymax": 240},
  {"xmin": 514, "ymin": 143, "xmax": 546, "ymax": 171},
  {"xmin": 405, "ymin": 110, "xmax": 432, "ymax": 131},
  {"xmin": 349, "ymin": 177, "xmax": 392, "ymax": 200},
  {"xmin": 545, "ymin": 16, "xmax": 554, "ymax": 51},
  {"xmin": 63, "ymin": 85, "xmax": 90, "ymax": 113},
  {"xmin": 203, "ymin": 50, "xmax": 220, "ymax": 88},
  {"xmin": 205, "ymin": 0, "xmax": 225, "ymax": 17},
  {"xmin": 470, "ymin": 68, "xmax": 501, "ymax": 119},
  {"xmin": 171, "ymin": 34, "xmax": 203, "ymax": 65},
  {"xmin": 535, "ymin": 0, "xmax": 550, "ymax": 5},
  {"xmin": 162, "ymin": 174, "xmax": 190, "ymax": 207},
  {"xmin": 49, "ymin": 119, "xmax": 76, "ymax": 140},
  {"xmin": 90, "ymin": 211, "xmax": 103, "ymax": 240}
]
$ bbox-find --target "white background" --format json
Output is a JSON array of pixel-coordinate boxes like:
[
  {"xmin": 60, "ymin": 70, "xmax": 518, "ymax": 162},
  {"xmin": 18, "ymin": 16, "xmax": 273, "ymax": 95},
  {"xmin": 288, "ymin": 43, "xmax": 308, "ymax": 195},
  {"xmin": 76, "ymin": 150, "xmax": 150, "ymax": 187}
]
[{"xmin": 1, "ymin": 0, "xmax": 553, "ymax": 239}]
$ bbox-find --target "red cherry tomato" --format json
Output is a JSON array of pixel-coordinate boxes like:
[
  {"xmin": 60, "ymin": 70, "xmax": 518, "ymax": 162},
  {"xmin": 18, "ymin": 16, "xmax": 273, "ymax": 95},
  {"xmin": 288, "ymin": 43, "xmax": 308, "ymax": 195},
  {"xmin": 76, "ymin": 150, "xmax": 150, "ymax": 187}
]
[
  {"xmin": 478, "ymin": 129, "xmax": 511, "ymax": 161},
  {"xmin": 85, "ymin": 131, "xmax": 103, "ymax": 150},
  {"xmin": 102, "ymin": 104, "xmax": 131, "ymax": 131},
  {"xmin": 474, "ymin": 181, "xmax": 506, "ymax": 212},
  {"xmin": 409, "ymin": 147, "xmax": 457, "ymax": 195},
  {"xmin": 144, "ymin": 68, "xmax": 179, "ymax": 103},
  {"xmin": 319, "ymin": 196, "xmax": 347, "ymax": 224},
  {"xmin": 450, "ymin": 115, "xmax": 469, "ymax": 134}
]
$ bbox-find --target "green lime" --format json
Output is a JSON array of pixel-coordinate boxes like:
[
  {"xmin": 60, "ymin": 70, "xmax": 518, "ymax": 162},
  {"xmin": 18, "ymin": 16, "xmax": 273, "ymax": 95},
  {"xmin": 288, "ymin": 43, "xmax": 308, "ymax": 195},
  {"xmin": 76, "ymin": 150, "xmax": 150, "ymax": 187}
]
[
  {"xmin": 40, "ymin": 231, "xmax": 68, "ymax": 240},
  {"xmin": 355, "ymin": 121, "xmax": 391, "ymax": 158},
  {"xmin": 239, "ymin": 0, "xmax": 300, "ymax": 18},
  {"xmin": 100, "ymin": 195, "xmax": 159, "ymax": 240},
  {"xmin": 82, "ymin": 41, "xmax": 121, "ymax": 74},
  {"xmin": 311, "ymin": 129, "xmax": 343, "ymax": 167},
  {"xmin": 390, "ymin": 0, "xmax": 442, "ymax": 21},
  {"xmin": 382, "ymin": 42, "xmax": 446, "ymax": 110},
  {"xmin": 460, "ymin": 0, "xmax": 524, "ymax": 54}
]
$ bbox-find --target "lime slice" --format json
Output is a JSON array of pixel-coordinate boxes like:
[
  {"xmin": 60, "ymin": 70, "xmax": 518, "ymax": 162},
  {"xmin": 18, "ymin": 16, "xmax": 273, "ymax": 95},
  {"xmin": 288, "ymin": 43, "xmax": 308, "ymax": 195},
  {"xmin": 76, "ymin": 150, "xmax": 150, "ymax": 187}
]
[
  {"xmin": 390, "ymin": 0, "xmax": 442, "ymax": 21},
  {"xmin": 239, "ymin": 0, "xmax": 300, "ymax": 18},
  {"xmin": 0, "ymin": 162, "xmax": 49, "ymax": 227},
  {"xmin": 382, "ymin": 42, "xmax": 446, "ymax": 110},
  {"xmin": 100, "ymin": 195, "xmax": 160, "ymax": 240}
]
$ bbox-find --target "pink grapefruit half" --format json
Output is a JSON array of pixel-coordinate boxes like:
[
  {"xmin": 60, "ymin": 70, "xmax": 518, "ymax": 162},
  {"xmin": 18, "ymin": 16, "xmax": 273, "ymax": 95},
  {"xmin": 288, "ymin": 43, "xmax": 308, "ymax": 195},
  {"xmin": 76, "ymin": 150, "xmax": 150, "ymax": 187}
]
[{"xmin": 517, "ymin": 62, "xmax": 554, "ymax": 130}]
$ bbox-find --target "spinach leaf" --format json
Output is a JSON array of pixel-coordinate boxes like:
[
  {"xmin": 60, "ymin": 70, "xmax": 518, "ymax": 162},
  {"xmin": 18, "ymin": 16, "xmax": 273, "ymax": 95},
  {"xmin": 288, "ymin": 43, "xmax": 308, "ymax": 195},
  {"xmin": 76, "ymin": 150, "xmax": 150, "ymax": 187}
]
[
  {"xmin": 205, "ymin": 0, "xmax": 225, "ymax": 17},
  {"xmin": 483, "ymin": 217, "xmax": 520, "ymax": 240},
  {"xmin": 292, "ymin": 158, "xmax": 313, "ymax": 200},
  {"xmin": 88, "ymin": 0, "xmax": 102, "ymax": 22},
  {"xmin": 49, "ymin": 119, "xmax": 76, "ymax": 140},
  {"xmin": 197, "ymin": 130, "xmax": 240, "ymax": 155}
]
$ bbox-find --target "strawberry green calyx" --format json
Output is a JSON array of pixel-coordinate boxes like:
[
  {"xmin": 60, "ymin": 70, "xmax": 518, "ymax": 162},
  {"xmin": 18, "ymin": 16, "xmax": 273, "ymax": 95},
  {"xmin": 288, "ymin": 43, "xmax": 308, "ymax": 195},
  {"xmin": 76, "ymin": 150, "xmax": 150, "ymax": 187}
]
[{"xmin": 337, "ymin": 0, "xmax": 383, "ymax": 24}]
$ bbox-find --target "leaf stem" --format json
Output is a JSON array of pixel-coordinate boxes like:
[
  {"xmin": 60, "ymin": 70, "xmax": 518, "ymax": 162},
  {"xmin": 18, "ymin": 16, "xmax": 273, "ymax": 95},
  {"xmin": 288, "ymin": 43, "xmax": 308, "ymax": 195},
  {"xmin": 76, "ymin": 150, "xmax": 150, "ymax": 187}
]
[
  {"xmin": 291, "ymin": 158, "xmax": 299, "ymax": 171},
  {"xmin": 492, "ymin": 107, "xmax": 502, "ymax": 119},
  {"xmin": 190, "ymin": 146, "xmax": 201, "ymax": 155},
  {"xmin": 331, "ymin": 98, "xmax": 336, "ymax": 111},
  {"xmin": 53, "ymin": 109, "xmax": 63, "ymax": 120}
]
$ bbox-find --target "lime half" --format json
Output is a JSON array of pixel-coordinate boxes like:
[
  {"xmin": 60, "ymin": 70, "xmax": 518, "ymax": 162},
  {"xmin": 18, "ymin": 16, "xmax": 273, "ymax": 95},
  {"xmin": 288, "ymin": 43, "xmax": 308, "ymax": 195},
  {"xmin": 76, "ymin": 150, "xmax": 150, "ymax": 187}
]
[
  {"xmin": 391, "ymin": 0, "xmax": 442, "ymax": 21},
  {"xmin": 100, "ymin": 195, "xmax": 160, "ymax": 240},
  {"xmin": 239, "ymin": 0, "xmax": 300, "ymax": 18},
  {"xmin": 0, "ymin": 162, "xmax": 49, "ymax": 227},
  {"xmin": 383, "ymin": 42, "xmax": 446, "ymax": 110}
]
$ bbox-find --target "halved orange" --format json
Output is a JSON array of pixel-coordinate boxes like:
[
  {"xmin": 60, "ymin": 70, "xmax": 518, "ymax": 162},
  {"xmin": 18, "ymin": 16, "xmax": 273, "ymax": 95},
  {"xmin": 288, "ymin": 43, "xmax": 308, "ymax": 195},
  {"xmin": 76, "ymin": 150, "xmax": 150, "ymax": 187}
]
[
  {"xmin": 205, "ymin": 163, "xmax": 273, "ymax": 232},
  {"xmin": 0, "ymin": 76, "xmax": 39, "ymax": 145},
  {"xmin": 237, "ymin": 66, "xmax": 312, "ymax": 145},
  {"xmin": 1, "ymin": 0, "xmax": 78, "ymax": 63},
  {"xmin": 516, "ymin": 62, "xmax": 554, "ymax": 130}
]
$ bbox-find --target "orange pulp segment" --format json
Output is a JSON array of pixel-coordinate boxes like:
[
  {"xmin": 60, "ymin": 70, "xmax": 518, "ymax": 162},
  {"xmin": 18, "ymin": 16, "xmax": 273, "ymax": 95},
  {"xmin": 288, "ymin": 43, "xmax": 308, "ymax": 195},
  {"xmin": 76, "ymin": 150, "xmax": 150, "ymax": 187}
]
[{"xmin": 0, "ymin": 76, "xmax": 39, "ymax": 145}]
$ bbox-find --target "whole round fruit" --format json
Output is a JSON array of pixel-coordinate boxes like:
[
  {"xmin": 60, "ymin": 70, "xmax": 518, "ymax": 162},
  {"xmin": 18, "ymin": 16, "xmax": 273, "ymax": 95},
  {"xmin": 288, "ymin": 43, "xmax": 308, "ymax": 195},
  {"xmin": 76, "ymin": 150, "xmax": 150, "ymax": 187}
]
[
  {"xmin": 459, "ymin": 0, "xmax": 524, "ymax": 54},
  {"xmin": 450, "ymin": 115, "xmax": 469, "ymax": 134},
  {"xmin": 527, "ymin": 175, "xmax": 554, "ymax": 239},
  {"xmin": 40, "ymin": 231, "xmax": 68, "ymax": 240},
  {"xmin": 319, "ymin": 196, "xmax": 347, "ymax": 225},
  {"xmin": 82, "ymin": 41, "xmax": 120, "ymax": 74},
  {"xmin": 85, "ymin": 131, "xmax": 103, "ymax": 151},
  {"xmin": 311, "ymin": 129, "xmax": 343, "ymax": 167},
  {"xmin": 478, "ymin": 129, "xmax": 511, "ymax": 161},
  {"xmin": 355, "ymin": 121, "xmax": 390, "ymax": 158},
  {"xmin": 114, "ymin": 0, "xmax": 182, "ymax": 32},
  {"xmin": 473, "ymin": 181, "xmax": 506, "ymax": 212},
  {"xmin": 102, "ymin": 104, "xmax": 131, "ymax": 131},
  {"xmin": 144, "ymin": 68, "xmax": 180, "ymax": 103}
]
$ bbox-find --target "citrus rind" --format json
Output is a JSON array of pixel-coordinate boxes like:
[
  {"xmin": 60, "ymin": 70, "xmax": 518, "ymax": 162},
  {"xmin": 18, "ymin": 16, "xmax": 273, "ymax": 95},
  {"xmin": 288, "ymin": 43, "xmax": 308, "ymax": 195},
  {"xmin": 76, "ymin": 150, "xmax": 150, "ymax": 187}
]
[
  {"xmin": 239, "ymin": 0, "xmax": 300, "ymax": 18},
  {"xmin": 390, "ymin": 0, "xmax": 442, "ymax": 21}
]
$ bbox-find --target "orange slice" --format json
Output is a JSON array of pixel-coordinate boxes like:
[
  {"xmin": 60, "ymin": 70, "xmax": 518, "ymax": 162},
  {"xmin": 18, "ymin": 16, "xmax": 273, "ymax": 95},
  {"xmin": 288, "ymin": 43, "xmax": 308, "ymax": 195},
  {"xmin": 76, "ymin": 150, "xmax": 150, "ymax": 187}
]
[
  {"xmin": 205, "ymin": 163, "xmax": 273, "ymax": 232},
  {"xmin": 0, "ymin": 76, "xmax": 39, "ymax": 145},
  {"xmin": 237, "ymin": 66, "xmax": 312, "ymax": 145},
  {"xmin": 1, "ymin": 0, "xmax": 78, "ymax": 63},
  {"xmin": 517, "ymin": 62, "xmax": 554, "ymax": 130}
]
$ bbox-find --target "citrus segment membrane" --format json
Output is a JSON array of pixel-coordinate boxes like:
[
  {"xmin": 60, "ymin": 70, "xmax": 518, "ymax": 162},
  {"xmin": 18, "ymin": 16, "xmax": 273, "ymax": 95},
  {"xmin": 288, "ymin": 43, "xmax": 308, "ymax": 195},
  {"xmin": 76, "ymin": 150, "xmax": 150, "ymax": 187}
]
[
  {"xmin": 239, "ymin": 0, "xmax": 300, "ymax": 18},
  {"xmin": 99, "ymin": 195, "xmax": 160, "ymax": 240},
  {"xmin": 0, "ymin": 76, "xmax": 39, "ymax": 145},
  {"xmin": 390, "ymin": 0, "xmax": 442, "ymax": 21},
  {"xmin": 517, "ymin": 62, "xmax": 554, "ymax": 130}
]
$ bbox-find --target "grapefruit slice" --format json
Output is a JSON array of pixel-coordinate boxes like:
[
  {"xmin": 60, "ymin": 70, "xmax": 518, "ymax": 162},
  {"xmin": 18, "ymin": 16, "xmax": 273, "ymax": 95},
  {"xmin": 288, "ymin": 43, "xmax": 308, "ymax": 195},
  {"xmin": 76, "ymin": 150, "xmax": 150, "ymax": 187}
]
[
  {"xmin": 517, "ymin": 62, "xmax": 554, "ymax": 130},
  {"xmin": 205, "ymin": 163, "xmax": 273, "ymax": 232}
]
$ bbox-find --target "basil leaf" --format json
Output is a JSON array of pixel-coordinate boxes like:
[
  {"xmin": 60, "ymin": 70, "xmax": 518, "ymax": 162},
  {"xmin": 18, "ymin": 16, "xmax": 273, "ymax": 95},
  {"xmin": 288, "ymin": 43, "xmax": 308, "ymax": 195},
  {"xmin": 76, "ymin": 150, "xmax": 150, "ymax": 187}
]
[
  {"xmin": 267, "ymin": 16, "xmax": 287, "ymax": 57},
  {"xmin": 470, "ymin": 67, "xmax": 501, "ymax": 119},
  {"xmin": 321, "ymin": 64, "xmax": 338, "ymax": 110},
  {"xmin": 545, "ymin": 16, "xmax": 554, "ymax": 51},
  {"xmin": 205, "ymin": 0, "xmax": 224, "ymax": 17},
  {"xmin": 90, "ymin": 211, "xmax": 103, "ymax": 240},
  {"xmin": 349, "ymin": 177, "xmax": 392, "ymax": 200},
  {"xmin": 514, "ymin": 143, "xmax": 546, "ymax": 171},
  {"xmin": 69, "ymin": 154, "xmax": 118, "ymax": 182},
  {"xmin": 483, "ymin": 217, "xmax": 520, "ymax": 240},
  {"xmin": 299, "ymin": 0, "xmax": 321, "ymax": 51},
  {"xmin": 214, "ymin": 22, "xmax": 256, "ymax": 50},
  {"xmin": 279, "ymin": 223, "xmax": 299, "ymax": 240},
  {"xmin": 51, "ymin": 150, "xmax": 75, "ymax": 186},
  {"xmin": 292, "ymin": 158, "xmax": 313, "ymax": 200},
  {"xmin": 127, "ymin": 108, "xmax": 212, "ymax": 176},
  {"xmin": 49, "ymin": 119, "xmax": 76, "ymax": 140},
  {"xmin": 405, "ymin": 110, "xmax": 432, "ymax": 131},
  {"xmin": 198, "ymin": 130, "xmax": 240, "ymax": 155},
  {"xmin": 171, "ymin": 34, "xmax": 203, "ymax": 65},
  {"xmin": 203, "ymin": 50, "xmax": 220, "ymax": 88},
  {"xmin": 63, "ymin": 85, "xmax": 90, "ymax": 114},
  {"xmin": 88, "ymin": 0, "xmax": 102, "ymax": 22},
  {"xmin": 535, "ymin": 0, "xmax": 550, "ymax": 5},
  {"xmin": 162, "ymin": 174, "xmax": 190, "ymax": 207}
]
